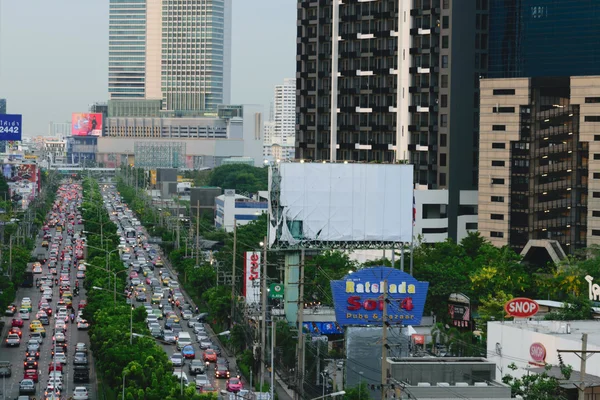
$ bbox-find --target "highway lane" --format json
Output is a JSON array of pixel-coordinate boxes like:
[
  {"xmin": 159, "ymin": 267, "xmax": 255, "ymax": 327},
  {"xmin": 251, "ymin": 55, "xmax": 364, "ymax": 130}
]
[
  {"xmin": 0, "ymin": 183, "xmax": 96, "ymax": 400},
  {"xmin": 101, "ymin": 184, "xmax": 244, "ymax": 396}
]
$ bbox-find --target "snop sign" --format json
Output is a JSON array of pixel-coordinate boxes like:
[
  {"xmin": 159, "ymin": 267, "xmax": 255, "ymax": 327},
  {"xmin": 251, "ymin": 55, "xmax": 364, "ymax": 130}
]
[
  {"xmin": 504, "ymin": 297, "xmax": 539, "ymax": 318},
  {"xmin": 530, "ymin": 343, "xmax": 546, "ymax": 363}
]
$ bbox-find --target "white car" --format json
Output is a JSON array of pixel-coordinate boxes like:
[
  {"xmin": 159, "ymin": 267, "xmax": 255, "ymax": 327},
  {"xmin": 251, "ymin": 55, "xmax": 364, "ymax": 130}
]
[
  {"xmin": 48, "ymin": 377, "xmax": 63, "ymax": 390},
  {"xmin": 53, "ymin": 352, "xmax": 67, "ymax": 364},
  {"xmin": 73, "ymin": 386, "xmax": 89, "ymax": 399},
  {"xmin": 18, "ymin": 309, "xmax": 30, "ymax": 320},
  {"xmin": 54, "ymin": 332, "xmax": 66, "ymax": 343},
  {"xmin": 181, "ymin": 310, "xmax": 193, "ymax": 320}
]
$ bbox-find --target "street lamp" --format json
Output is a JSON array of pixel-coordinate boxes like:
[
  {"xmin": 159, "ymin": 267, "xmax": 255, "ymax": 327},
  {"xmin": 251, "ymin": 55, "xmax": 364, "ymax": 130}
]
[
  {"xmin": 84, "ymin": 244, "xmax": 120, "ymax": 289},
  {"xmin": 92, "ymin": 286, "xmax": 134, "ymax": 345},
  {"xmin": 85, "ymin": 262, "xmax": 128, "ymax": 304},
  {"xmin": 309, "ymin": 391, "xmax": 346, "ymax": 400}
]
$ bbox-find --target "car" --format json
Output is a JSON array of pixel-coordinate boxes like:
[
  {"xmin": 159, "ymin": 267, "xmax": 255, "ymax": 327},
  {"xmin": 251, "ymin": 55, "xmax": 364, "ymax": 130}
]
[
  {"xmin": 181, "ymin": 309, "xmax": 193, "ymax": 320},
  {"xmin": 77, "ymin": 319, "xmax": 90, "ymax": 330},
  {"xmin": 164, "ymin": 331, "xmax": 177, "ymax": 344},
  {"xmin": 216, "ymin": 358, "xmax": 230, "ymax": 370},
  {"xmin": 31, "ymin": 326, "xmax": 46, "ymax": 338},
  {"xmin": 195, "ymin": 374, "xmax": 210, "ymax": 389},
  {"xmin": 76, "ymin": 270, "xmax": 85, "ymax": 279},
  {"xmin": 6, "ymin": 333, "xmax": 21, "ymax": 347},
  {"xmin": 53, "ymin": 352, "xmax": 67, "ymax": 364},
  {"xmin": 203, "ymin": 349, "xmax": 217, "ymax": 363},
  {"xmin": 182, "ymin": 345, "xmax": 196, "ymax": 359},
  {"xmin": 215, "ymin": 365, "xmax": 231, "ymax": 379},
  {"xmin": 23, "ymin": 357, "xmax": 38, "ymax": 369},
  {"xmin": 226, "ymin": 377, "xmax": 243, "ymax": 392},
  {"xmin": 54, "ymin": 331, "xmax": 66, "ymax": 342},
  {"xmin": 51, "ymin": 342, "xmax": 68, "ymax": 356},
  {"xmin": 30, "ymin": 332, "xmax": 44, "ymax": 344},
  {"xmin": 208, "ymin": 344, "xmax": 222, "ymax": 356},
  {"xmin": 19, "ymin": 379, "xmax": 36, "ymax": 395},
  {"xmin": 150, "ymin": 327, "xmax": 163, "ymax": 339},
  {"xmin": 12, "ymin": 318, "xmax": 24, "ymax": 327},
  {"xmin": 48, "ymin": 362, "xmax": 63, "ymax": 373},
  {"xmin": 47, "ymin": 376, "xmax": 63, "ymax": 390},
  {"xmin": 0, "ymin": 361, "xmax": 11, "ymax": 377},
  {"xmin": 44, "ymin": 382, "xmax": 61, "ymax": 398},
  {"xmin": 9, "ymin": 326, "xmax": 22, "ymax": 337},
  {"xmin": 199, "ymin": 383, "xmax": 218, "ymax": 394},
  {"xmin": 170, "ymin": 352, "xmax": 184, "ymax": 367},
  {"xmin": 26, "ymin": 348, "xmax": 40, "ymax": 360},
  {"xmin": 73, "ymin": 386, "xmax": 89, "ymax": 399},
  {"xmin": 33, "ymin": 265, "xmax": 43, "ymax": 274},
  {"xmin": 78, "ymin": 300, "xmax": 87, "ymax": 309},
  {"xmin": 23, "ymin": 368, "xmax": 39, "ymax": 383},
  {"xmin": 200, "ymin": 340, "xmax": 212, "ymax": 350},
  {"xmin": 5, "ymin": 304, "xmax": 16, "ymax": 316},
  {"xmin": 75, "ymin": 342, "xmax": 88, "ymax": 353},
  {"xmin": 73, "ymin": 352, "xmax": 88, "ymax": 365},
  {"xmin": 189, "ymin": 359, "xmax": 205, "ymax": 375}
]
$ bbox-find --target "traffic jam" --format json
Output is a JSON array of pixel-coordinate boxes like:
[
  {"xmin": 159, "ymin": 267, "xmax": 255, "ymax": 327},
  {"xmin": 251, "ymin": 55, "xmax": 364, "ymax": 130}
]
[
  {"xmin": 3, "ymin": 182, "xmax": 91, "ymax": 400},
  {"xmin": 101, "ymin": 184, "xmax": 243, "ymax": 395}
]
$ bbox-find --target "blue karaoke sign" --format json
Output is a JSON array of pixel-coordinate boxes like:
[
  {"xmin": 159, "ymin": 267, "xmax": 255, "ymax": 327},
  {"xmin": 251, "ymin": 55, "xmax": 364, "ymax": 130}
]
[
  {"xmin": 330, "ymin": 266, "xmax": 429, "ymax": 326},
  {"xmin": 0, "ymin": 114, "xmax": 22, "ymax": 141}
]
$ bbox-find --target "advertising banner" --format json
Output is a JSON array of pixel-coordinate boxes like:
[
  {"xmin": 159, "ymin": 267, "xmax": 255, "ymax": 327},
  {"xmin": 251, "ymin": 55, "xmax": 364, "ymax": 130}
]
[
  {"xmin": 330, "ymin": 266, "xmax": 429, "ymax": 326},
  {"xmin": 0, "ymin": 114, "xmax": 23, "ymax": 141},
  {"xmin": 243, "ymin": 252, "xmax": 261, "ymax": 306},
  {"xmin": 302, "ymin": 322, "xmax": 344, "ymax": 335},
  {"xmin": 72, "ymin": 113, "xmax": 103, "ymax": 136},
  {"xmin": 2, "ymin": 163, "xmax": 37, "ymax": 184}
]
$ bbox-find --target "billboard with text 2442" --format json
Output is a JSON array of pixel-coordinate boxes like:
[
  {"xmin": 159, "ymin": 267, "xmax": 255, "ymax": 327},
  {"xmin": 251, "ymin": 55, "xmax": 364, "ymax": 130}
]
[{"xmin": 0, "ymin": 114, "xmax": 23, "ymax": 141}]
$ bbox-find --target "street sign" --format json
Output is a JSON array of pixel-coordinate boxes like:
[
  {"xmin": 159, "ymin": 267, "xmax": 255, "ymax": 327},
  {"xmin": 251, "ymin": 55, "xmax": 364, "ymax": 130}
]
[{"xmin": 269, "ymin": 283, "xmax": 284, "ymax": 299}]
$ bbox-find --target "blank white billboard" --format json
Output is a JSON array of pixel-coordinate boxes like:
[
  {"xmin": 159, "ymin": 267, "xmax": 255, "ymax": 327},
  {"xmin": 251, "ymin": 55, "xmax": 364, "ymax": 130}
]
[{"xmin": 271, "ymin": 163, "xmax": 414, "ymax": 245}]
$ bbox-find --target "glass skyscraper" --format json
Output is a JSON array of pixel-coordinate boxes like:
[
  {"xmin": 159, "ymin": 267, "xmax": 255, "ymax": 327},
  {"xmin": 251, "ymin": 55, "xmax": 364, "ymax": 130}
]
[
  {"xmin": 108, "ymin": 0, "xmax": 231, "ymax": 111},
  {"xmin": 108, "ymin": 0, "xmax": 147, "ymax": 98},
  {"xmin": 489, "ymin": 0, "xmax": 600, "ymax": 78}
]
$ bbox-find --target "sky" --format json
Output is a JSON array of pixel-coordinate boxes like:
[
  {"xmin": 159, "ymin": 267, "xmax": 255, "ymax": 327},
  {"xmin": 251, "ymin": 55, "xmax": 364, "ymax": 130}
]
[{"xmin": 0, "ymin": 0, "xmax": 296, "ymax": 136}]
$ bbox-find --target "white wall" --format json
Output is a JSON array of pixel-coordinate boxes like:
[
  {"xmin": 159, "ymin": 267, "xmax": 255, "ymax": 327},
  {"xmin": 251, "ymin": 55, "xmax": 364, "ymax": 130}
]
[{"xmin": 487, "ymin": 321, "xmax": 598, "ymax": 379}]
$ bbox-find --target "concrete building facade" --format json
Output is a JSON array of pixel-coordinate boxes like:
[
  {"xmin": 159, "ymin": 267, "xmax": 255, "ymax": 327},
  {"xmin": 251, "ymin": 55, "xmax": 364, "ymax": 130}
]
[
  {"xmin": 478, "ymin": 76, "xmax": 598, "ymax": 254},
  {"xmin": 215, "ymin": 191, "xmax": 268, "ymax": 232}
]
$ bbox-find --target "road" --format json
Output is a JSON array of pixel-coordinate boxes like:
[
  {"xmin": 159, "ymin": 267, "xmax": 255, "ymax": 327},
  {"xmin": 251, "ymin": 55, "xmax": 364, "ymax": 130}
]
[
  {"xmin": 0, "ymin": 182, "xmax": 96, "ymax": 400},
  {"xmin": 101, "ymin": 184, "xmax": 244, "ymax": 397}
]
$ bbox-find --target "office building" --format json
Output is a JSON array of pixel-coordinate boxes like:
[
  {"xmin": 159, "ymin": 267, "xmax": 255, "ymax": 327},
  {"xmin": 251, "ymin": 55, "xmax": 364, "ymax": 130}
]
[
  {"xmin": 273, "ymin": 78, "xmax": 296, "ymax": 144},
  {"xmin": 477, "ymin": 76, "xmax": 600, "ymax": 255},
  {"xmin": 296, "ymin": 0, "xmax": 486, "ymax": 239},
  {"xmin": 214, "ymin": 190, "xmax": 268, "ymax": 232},
  {"xmin": 109, "ymin": 0, "xmax": 232, "ymax": 111},
  {"xmin": 489, "ymin": 0, "xmax": 600, "ymax": 79}
]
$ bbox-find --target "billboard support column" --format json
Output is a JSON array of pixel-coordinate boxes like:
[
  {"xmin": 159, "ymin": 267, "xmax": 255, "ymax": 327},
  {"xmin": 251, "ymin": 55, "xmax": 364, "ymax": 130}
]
[
  {"xmin": 295, "ymin": 249, "xmax": 306, "ymax": 400},
  {"xmin": 381, "ymin": 280, "xmax": 388, "ymax": 400},
  {"xmin": 260, "ymin": 236, "xmax": 268, "ymax": 393}
]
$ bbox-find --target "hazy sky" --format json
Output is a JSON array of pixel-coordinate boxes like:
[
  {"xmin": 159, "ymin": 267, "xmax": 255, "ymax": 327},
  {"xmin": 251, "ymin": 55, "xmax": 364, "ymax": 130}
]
[{"xmin": 0, "ymin": 0, "xmax": 295, "ymax": 136}]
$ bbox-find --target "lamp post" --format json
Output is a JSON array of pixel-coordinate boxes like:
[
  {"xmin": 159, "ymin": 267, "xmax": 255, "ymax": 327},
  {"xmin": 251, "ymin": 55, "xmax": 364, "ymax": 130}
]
[
  {"xmin": 308, "ymin": 391, "xmax": 346, "ymax": 400},
  {"xmin": 84, "ymin": 243, "xmax": 120, "ymax": 289},
  {"xmin": 92, "ymin": 285, "xmax": 133, "ymax": 344}
]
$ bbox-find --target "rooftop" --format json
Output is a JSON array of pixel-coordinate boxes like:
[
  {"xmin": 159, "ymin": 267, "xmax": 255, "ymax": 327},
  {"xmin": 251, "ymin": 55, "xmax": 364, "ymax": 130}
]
[{"xmin": 488, "ymin": 320, "xmax": 600, "ymax": 346}]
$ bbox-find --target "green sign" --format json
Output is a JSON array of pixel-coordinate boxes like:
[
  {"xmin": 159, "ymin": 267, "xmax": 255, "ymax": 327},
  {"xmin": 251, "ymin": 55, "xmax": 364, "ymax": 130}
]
[{"xmin": 269, "ymin": 283, "xmax": 284, "ymax": 299}]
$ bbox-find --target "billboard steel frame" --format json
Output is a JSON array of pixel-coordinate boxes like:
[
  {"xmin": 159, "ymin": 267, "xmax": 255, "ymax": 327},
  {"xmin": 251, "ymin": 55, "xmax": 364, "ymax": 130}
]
[{"xmin": 134, "ymin": 141, "xmax": 186, "ymax": 169}]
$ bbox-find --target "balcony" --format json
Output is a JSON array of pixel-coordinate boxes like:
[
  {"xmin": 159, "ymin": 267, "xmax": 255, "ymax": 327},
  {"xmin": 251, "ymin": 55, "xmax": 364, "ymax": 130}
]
[
  {"xmin": 535, "ymin": 179, "xmax": 572, "ymax": 193},
  {"xmin": 533, "ymin": 198, "xmax": 570, "ymax": 212},
  {"xmin": 538, "ymin": 142, "xmax": 570, "ymax": 156}
]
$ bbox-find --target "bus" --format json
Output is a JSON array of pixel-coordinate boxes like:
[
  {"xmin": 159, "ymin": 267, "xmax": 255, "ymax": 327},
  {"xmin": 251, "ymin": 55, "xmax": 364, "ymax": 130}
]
[{"xmin": 22, "ymin": 264, "xmax": 34, "ymax": 287}]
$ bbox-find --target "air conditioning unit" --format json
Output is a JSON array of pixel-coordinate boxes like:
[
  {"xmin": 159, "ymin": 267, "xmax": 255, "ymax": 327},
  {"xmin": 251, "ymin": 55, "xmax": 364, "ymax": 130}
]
[
  {"xmin": 437, "ymin": 382, "xmax": 450, "ymax": 387},
  {"xmin": 417, "ymin": 382, "xmax": 431, "ymax": 387}
]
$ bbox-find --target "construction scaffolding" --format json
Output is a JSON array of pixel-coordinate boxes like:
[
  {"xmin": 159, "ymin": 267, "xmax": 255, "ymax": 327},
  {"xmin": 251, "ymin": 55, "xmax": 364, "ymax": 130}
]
[{"xmin": 134, "ymin": 141, "xmax": 186, "ymax": 169}]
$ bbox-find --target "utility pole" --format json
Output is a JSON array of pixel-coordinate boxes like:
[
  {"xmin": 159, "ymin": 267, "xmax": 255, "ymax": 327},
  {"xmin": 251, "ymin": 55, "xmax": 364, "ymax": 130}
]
[
  {"xmin": 175, "ymin": 196, "xmax": 180, "ymax": 250},
  {"xmin": 230, "ymin": 220, "xmax": 237, "ymax": 328},
  {"xmin": 295, "ymin": 250, "xmax": 306, "ymax": 400},
  {"xmin": 270, "ymin": 316, "xmax": 276, "ymax": 400},
  {"xmin": 381, "ymin": 280, "xmax": 388, "ymax": 400},
  {"xmin": 260, "ymin": 236, "xmax": 268, "ymax": 393},
  {"xmin": 558, "ymin": 333, "xmax": 600, "ymax": 400},
  {"xmin": 195, "ymin": 200, "xmax": 200, "ymax": 267}
]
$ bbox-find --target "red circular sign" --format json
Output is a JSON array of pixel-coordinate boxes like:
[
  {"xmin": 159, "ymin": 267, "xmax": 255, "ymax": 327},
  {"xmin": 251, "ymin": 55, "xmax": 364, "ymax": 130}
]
[
  {"xmin": 530, "ymin": 343, "xmax": 546, "ymax": 362},
  {"xmin": 504, "ymin": 298, "xmax": 539, "ymax": 318}
]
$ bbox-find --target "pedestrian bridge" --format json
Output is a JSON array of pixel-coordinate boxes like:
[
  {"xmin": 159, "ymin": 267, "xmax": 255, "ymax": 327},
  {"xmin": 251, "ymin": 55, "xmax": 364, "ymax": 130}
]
[{"xmin": 50, "ymin": 165, "xmax": 118, "ymax": 177}]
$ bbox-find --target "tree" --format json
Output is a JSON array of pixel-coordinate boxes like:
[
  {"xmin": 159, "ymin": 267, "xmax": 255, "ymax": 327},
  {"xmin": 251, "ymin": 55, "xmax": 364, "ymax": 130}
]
[
  {"xmin": 476, "ymin": 291, "xmax": 513, "ymax": 330},
  {"xmin": 502, "ymin": 363, "xmax": 571, "ymax": 399},
  {"xmin": 544, "ymin": 295, "xmax": 594, "ymax": 321},
  {"xmin": 343, "ymin": 382, "xmax": 370, "ymax": 400},
  {"xmin": 208, "ymin": 164, "xmax": 268, "ymax": 194},
  {"xmin": 304, "ymin": 251, "xmax": 357, "ymax": 306}
]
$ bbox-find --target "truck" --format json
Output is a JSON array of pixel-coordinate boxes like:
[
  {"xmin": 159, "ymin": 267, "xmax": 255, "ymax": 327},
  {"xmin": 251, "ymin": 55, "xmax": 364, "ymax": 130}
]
[{"xmin": 73, "ymin": 365, "xmax": 89, "ymax": 383}]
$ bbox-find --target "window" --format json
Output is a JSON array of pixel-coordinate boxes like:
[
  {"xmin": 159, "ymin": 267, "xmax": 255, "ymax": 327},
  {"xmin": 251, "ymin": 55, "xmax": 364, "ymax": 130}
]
[
  {"xmin": 441, "ymin": 75, "xmax": 448, "ymax": 88},
  {"xmin": 491, "ymin": 196, "xmax": 504, "ymax": 202},
  {"xmin": 594, "ymin": 192, "xmax": 600, "ymax": 198},
  {"xmin": 442, "ymin": 36, "xmax": 449, "ymax": 48},
  {"xmin": 442, "ymin": 55, "xmax": 449, "ymax": 68},
  {"xmin": 585, "ymin": 97, "xmax": 600, "ymax": 103},
  {"xmin": 492, "ymin": 125, "xmax": 506, "ymax": 131},
  {"xmin": 593, "ymin": 211, "xmax": 600, "ymax": 217},
  {"xmin": 440, "ymin": 134, "xmax": 447, "ymax": 147},
  {"xmin": 443, "ymin": 0, "xmax": 449, "ymax": 9},
  {"xmin": 441, "ymin": 114, "xmax": 448, "ymax": 127},
  {"xmin": 441, "ymin": 94, "xmax": 448, "ymax": 107},
  {"xmin": 492, "ymin": 142, "xmax": 506, "ymax": 149},
  {"xmin": 595, "ymin": 154, "xmax": 600, "ymax": 160},
  {"xmin": 493, "ymin": 106, "xmax": 515, "ymax": 113},
  {"xmin": 442, "ymin": 16, "xmax": 449, "ymax": 29},
  {"xmin": 439, "ymin": 172, "xmax": 447, "ymax": 186},
  {"xmin": 466, "ymin": 223, "xmax": 478, "ymax": 230},
  {"xmin": 593, "ymin": 230, "xmax": 600, "ymax": 236},
  {"xmin": 491, "ymin": 178, "xmax": 505, "ymax": 185},
  {"xmin": 490, "ymin": 231, "xmax": 504, "ymax": 238},
  {"xmin": 585, "ymin": 116, "xmax": 600, "ymax": 122},
  {"xmin": 491, "ymin": 214, "xmax": 504, "ymax": 220},
  {"xmin": 493, "ymin": 89, "xmax": 515, "ymax": 95},
  {"xmin": 440, "ymin": 153, "xmax": 447, "ymax": 166},
  {"xmin": 595, "ymin": 135, "xmax": 600, "ymax": 141},
  {"xmin": 422, "ymin": 227, "xmax": 449, "ymax": 234},
  {"xmin": 492, "ymin": 160, "xmax": 505, "ymax": 167},
  {"xmin": 595, "ymin": 173, "xmax": 600, "ymax": 179}
]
